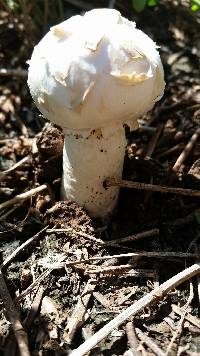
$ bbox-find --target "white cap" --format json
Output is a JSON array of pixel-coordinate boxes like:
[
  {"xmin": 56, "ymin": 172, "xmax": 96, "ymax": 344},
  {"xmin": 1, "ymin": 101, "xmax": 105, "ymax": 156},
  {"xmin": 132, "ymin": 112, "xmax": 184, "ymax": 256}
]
[{"xmin": 28, "ymin": 8, "xmax": 165, "ymax": 132}]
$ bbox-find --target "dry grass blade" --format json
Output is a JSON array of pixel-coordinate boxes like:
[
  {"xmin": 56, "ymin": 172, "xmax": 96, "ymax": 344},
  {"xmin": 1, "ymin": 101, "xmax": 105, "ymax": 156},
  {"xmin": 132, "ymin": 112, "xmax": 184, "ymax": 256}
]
[
  {"xmin": 105, "ymin": 177, "xmax": 200, "ymax": 198},
  {"xmin": 70, "ymin": 263, "xmax": 200, "ymax": 356},
  {"xmin": 0, "ymin": 269, "xmax": 31, "ymax": 356}
]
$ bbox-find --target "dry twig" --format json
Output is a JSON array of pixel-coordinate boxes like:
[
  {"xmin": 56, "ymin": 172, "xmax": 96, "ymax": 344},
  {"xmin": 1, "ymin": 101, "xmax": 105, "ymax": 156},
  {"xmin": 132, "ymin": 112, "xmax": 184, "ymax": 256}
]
[
  {"xmin": 70, "ymin": 263, "xmax": 200, "ymax": 356},
  {"xmin": 0, "ymin": 184, "xmax": 48, "ymax": 211},
  {"xmin": 105, "ymin": 228, "xmax": 159, "ymax": 246},
  {"xmin": 0, "ymin": 156, "xmax": 30, "ymax": 182},
  {"xmin": 86, "ymin": 265, "xmax": 155, "ymax": 278},
  {"xmin": 39, "ymin": 251, "xmax": 200, "ymax": 271},
  {"xmin": 47, "ymin": 227, "xmax": 156, "ymax": 251}
]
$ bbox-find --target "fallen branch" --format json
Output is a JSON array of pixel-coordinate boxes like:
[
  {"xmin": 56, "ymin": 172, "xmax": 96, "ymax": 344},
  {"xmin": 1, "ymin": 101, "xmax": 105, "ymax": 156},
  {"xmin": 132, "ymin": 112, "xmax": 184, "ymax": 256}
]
[
  {"xmin": 70, "ymin": 263, "xmax": 200, "ymax": 356},
  {"xmin": 105, "ymin": 178, "xmax": 200, "ymax": 198},
  {"xmin": 0, "ymin": 184, "xmax": 48, "ymax": 211},
  {"xmin": 0, "ymin": 269, "xmax": 31, "ymax": 356}
]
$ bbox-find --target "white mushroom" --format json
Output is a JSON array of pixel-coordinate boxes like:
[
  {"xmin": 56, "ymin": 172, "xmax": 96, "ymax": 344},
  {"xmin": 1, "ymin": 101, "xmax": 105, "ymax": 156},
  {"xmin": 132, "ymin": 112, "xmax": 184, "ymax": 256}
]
[{"xmin": 28, "ymin": 8, "xmax": 165, "ymax": 218}]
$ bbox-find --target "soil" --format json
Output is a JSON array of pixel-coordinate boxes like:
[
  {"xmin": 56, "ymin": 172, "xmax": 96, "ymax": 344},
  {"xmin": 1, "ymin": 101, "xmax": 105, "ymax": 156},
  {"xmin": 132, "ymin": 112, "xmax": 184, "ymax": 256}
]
[{"xmin": 0, "ymin": 1, "xmax": 200, "ymax": 355}]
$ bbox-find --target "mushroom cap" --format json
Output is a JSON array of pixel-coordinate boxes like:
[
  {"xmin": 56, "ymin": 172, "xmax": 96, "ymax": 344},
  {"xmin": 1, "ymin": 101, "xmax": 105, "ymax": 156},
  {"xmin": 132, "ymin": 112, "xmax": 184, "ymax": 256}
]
[{"xmin": 28, "ymin": 8, "xmax": 165, "ymax": 131}]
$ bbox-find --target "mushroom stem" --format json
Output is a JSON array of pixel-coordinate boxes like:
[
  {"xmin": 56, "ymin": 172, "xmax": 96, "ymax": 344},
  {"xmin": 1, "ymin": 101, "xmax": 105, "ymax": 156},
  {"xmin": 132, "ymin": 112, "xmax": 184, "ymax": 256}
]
[{"xmin": 61, "ymin": 124, "xmax": 126, "ymax": 217}]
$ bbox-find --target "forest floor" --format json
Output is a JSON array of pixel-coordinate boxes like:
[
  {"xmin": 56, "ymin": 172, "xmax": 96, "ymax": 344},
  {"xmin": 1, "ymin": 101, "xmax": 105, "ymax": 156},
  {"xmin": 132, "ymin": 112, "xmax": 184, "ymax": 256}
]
[{"xmin": 0, "ymin": 0, "xmax": 200, "ymax": 355}]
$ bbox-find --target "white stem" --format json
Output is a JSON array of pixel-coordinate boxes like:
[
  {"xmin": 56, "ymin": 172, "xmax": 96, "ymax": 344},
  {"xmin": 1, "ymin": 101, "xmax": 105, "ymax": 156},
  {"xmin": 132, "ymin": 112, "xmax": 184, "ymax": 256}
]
[{"xmin": 61, "ymin": 125, "xmax": 126, "ymax": 217}]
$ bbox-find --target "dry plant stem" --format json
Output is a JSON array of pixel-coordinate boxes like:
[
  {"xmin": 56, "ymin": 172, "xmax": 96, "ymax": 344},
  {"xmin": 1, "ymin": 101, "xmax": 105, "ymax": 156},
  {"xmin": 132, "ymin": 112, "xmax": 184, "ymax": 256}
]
[
  {"xmin": 42, "ymin": 251, "xmax": 200, "ymax": 271},
  {"xmin": 135, "ymin": 328, "xmax": 165, "ymax": 356},
  {"xmin": 48, "ymin": 228, "xmax": 159, "ymax": 247},
  {"xmin": 64, "ymin": 251, "xmax": 200, "ymax": 266},
  {"xmin": 0, "ymin": 269, "xmax": 31, "ymax": 356},
  {"xmin": 64, "ymin": 278, "xmax": 97, "ymax": 343},
  {"xmin": 173, "ymin": 128, "xmax": 200, "ymax": 173},
  {"xmin": 0, "ymin": 184, "xmax": 48, "ymax": 211},
  {"xmin": 70, "ymin": 263, "xmax": 200, "ymax": 356},
  {"xmin": 126, "ymin": 322, "xmax": 141, "ymax": 356},
  {"xmin": 46, "ymin": 227, "xmax": 138, "ymax": 251},
  {"xmin": 166, "ymin": 282, "xmax": 194, "ymax": 355},
  {"xmin": 86, "ymin": 265, "xmax": 155, "ymax": 278},
  {"xmin": 47, "ymin": 227, "xmax": 105, "ymax": 244},
  {"xmin": 105, "ymin": 228, "xmax": 159, "ymax": 246},
  {"xmin": 0, "ymin": 156, "xmax": 30, "ymax": 181},
  {"xmin": 172, "ymin": 304, "xmax": 200, "ymax": 329},
  {"xmin": 1, "ymin": 226, "xmax": 48, "ymax": 270},
  {"xmin": 105, "ymin": 177, "xmax": 200, "ymax": 198}
]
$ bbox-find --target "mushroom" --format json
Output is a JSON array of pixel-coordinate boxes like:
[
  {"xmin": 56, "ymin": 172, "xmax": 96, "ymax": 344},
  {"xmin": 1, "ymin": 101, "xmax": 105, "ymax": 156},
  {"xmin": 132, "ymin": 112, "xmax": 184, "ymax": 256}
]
[{"xmin": 28, "ymin": 8, "xmax": 165, "ymax": 218}]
